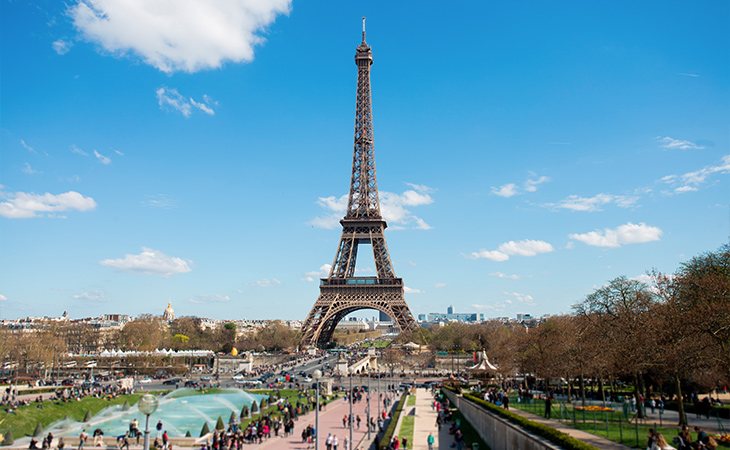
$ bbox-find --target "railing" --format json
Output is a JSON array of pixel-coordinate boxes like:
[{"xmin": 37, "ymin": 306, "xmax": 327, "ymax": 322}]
[{"xmin": 320, "ymin": 277, "xmax": 403, "ymax": 287}]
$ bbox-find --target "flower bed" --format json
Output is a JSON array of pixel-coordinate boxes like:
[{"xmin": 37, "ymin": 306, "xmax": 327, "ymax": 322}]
[{"xmin": 574, "ymin": 405, "xmax": 614, "ymax": 412}]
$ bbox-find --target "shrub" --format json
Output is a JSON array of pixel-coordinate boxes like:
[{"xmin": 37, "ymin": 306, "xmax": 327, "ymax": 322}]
[
  {"xmin": 378, "ymin": 392, "xmax": 407, "ymax": 449},
  {"xmin": 460, "ymin": 393, "xmax": 597, "ymax": 450},
  {"xmin": 199, "ymin": 423, "xmax": 210, "ymax": 437},
  {"xmin": 251, "ymin": 400, "xmax": 259, "ymax": 413},
  {"xmin": 241, "ymin": 405, "xmax": 249, "ymax": 418},
  {"xmin": 215, "ymin": 416, "xmax": 225, "ymax": 430}
]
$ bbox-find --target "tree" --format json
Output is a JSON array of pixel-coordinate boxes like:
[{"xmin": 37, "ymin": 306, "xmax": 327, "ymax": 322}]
[{"xmin": 118, "ymin": 318, "xmax": 167, "ymax": 351}]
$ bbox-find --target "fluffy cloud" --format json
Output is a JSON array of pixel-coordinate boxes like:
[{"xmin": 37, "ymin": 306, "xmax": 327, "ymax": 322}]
[
  {"xmin": 506, "ymin": 291, "xmax": 535, "ymax": 305},
  {"xmin": 71, "ymin": 0, "xmax": 291, "ymax": 73},
  {"xmin": 156, "ymin": 87, "xmax": 216, "ymax": 118},
  {"xmin": 0, "ymin": 190, "xmax": 96, "ymax": 219},
  {"xmin": 472, "ymin": 239, "xmax": 553, "ymax": 262},
  {"xmin": 52, "ymin": 39, "xmax": 72, "ymax": 55},
  {"xmin": 190, "ymin": 294, "xmax": 230, "ymax": 304},
  {"xmin": 656, "ymin": 136, "xmax": 703, "ymax": 150},
  {"xmin": 547, "ymin": 193, "xmax": 639, "ymax": 212},
  {"xmin": 661, "ymin": 155, "xmax": 730, "ymax": 193},
  {"xmin": 434, "ymin": 282, "xmax": 447, "ymax": 288},
  {"xmin": 569, "ymin": 222, "xmax": 662, "ymax": 248},
  {"xmin": 492, "ymin": 174, "xmax": 550, "ymax": 198},
  {"xmin": 0, "ymin": 294, "xmax": 6, "ymax": 302},
  {"xmin": 310, "ymin": 183, "xmax": 434, "ymax": 230},
  {"xmin": 304, "ymin": 264, "xmax": 332, "ymax": 282},
  {"xmin": 100, "ymin": 247, "xmax": 192, "ymax": 276},
  {"xmin": 93, "ymin": 150, "xmax": 112, "ymax": 165}
]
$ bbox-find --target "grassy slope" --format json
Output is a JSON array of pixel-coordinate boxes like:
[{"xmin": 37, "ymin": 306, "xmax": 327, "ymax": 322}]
[{"xmin": 0, "ymin": 394, "xmax": 142, "ymax": 439}]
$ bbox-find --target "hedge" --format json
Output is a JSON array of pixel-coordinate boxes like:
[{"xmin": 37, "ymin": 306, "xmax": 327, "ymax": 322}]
[
  {"xmin": 460, "ymin": 392, "xmax": 598, "ymax": 450},
  {"xmin": 377, "ymin": 392, "xmax": 407, "ymax": 450}
]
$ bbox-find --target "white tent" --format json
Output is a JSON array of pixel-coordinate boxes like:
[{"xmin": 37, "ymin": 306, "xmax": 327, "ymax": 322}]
[{"xmin": 468, "ymin": 350, "xmax": 498, "ymax": 371}]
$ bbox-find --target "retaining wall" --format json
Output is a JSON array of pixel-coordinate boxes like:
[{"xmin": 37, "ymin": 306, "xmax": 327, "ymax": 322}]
[{"xmin": 443, "ymin": 389, "xmax": 562, "ymax": 450}]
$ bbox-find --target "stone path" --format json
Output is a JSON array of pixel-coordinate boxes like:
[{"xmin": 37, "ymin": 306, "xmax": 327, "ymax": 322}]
[{"xmin": 411, "ymin": 388, "xmax": 451, "ymax": 450}]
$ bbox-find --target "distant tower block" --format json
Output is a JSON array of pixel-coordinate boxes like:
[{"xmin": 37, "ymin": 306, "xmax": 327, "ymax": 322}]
[
  {"xmin": 299, "ymin": 20, "xmax": 418, "ymax": 348},
  {"xmin": 163, "ymin": 302, "xmax": 175, "ymax": 321},
  {"xmin": 447, "ymin": 305, "xmax": 454, "ymax": 315}
]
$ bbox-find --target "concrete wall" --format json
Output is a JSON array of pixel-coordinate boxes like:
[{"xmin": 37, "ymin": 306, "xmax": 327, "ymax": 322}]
[{"xmin": 443, "ymin": 389, "xmax": 562, "ymax": 450}]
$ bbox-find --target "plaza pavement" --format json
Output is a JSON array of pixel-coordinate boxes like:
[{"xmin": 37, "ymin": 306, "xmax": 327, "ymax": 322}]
[{"xmin": 410, "ymin": 388, "xmax": 451, "ymax": 450}]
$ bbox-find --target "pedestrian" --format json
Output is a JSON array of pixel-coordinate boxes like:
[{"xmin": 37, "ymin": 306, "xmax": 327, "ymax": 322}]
[
  {"xmin": 326, "ymin": 433, "xmax": 333, "ymax": 450},
  {"xmin": 427, "ymin": 433, "xmax": 435, "ymax": 450},
  {"xmin": 333, "ymin": 435, "xmax": 339, "ymax": 450},
  {"xmin": 78, "ymin": 429, "xmax": 89, "ymax": 450},
  {"xmin": 356, "ymin": 415, "xmax": 361, "ymax": 429},
  {"xmin": 58, "ymin": 438, "xmax": 66, "ymax": 450},
  {"xmin": 156, "ymin": 420, "xmax": 163, "ymax": 438},
  {"xmin": 544, "ymin": 395, "xmax": 553, "ymax": 419},
  {"xmin": 401, "ymin": 436, "xmax": 408, "ymax": 450}
]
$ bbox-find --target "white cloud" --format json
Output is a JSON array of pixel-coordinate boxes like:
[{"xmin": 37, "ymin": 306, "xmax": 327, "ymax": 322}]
[
  {"xmin": 471, "ymin": 303, "xmax": 506, "ymax": 312},
  {"xmin": 656, "ymin": 136, "xmax": 703, "ymax": 150},
  {"xmin": 310, "ymin": 185, "xmax": 434, "ymax": 230},
  {"xmin": 20, "ymin": 139, "xmax": 36, "ymax": 154},
  {"xmin": 190, "ymin": 294, "xmax": 230, "ymax": 304},
  {"xmin": 404, "ymin": 286, "xmax": 422, "ymax": 294},
  {"xmin": 471, "ymin": 239, "xmax": 553, "ymax": 262},
  {"xmin": 73, "ymin": 290, "xmax": 105, "ymax": 301},
  {"xmin": 142, "ymin": 194, "xmax": 177, "ymax": 209},
  {"xmin": 114, "ymin": 149, "xmax": 125, "ymax": 156},
  {"xmin": 22, "ymin": 163, "xmax": 41, "ymax": 175},
  {"xmin": 524, "ymin": 175, "xmax": 550, "ymax": 193},
  {"xmin": 253, "ymin": 278, "xmax": 281, "ymax": 288},
  {"xmin": 0, "ymin": 190, "xmax": 96, "ymax": 219},
  {"xmin": 661, "ymin": 155, "xmax": 730, "ymax": 193},
  {"xmin": 490, "ymin": 272, "xmax": 520, "ymax": 280},
  {"xmin": 0, "ymin": 294, "xmax": 6, "ymax": 302},
  {"xmin": 71, "ymin": 0, "xmax": 291, "ymax": 73},
  {"xmin": 156, "ymin": 87, "xmax": 216, "ymax": 118},
  {"xmin": 304, "ymin": 264, "xmax": 332, "ymax": 282},
  {"xmin": 678, "ymin": 72, "xmax": 700, "ymax": 78},
  {"xmin": 491, "ymin": 183, "xmax": 517, "ymax": 198},
  {"xmin": 434, "ymin": 282, "xmax": 447, "ymax": 288},
  {"xmin": 569, "ymin": 222, "xmax": 662, "ymax": 248},
  {"xmin": 506, "ymin": 291, "xmax": 534, "ymax": 305},
  {"xmin": 93, "ymin": 150, "xmax": 112, "ymax": 165},
  {"xmin": 492, "ymin": 174, "xmax": 550, "ymax": 197},
  {"xmin": 100, "ymin": 247, "xmax": 192, "ymax": 276},
  {"xmin": 70, "ymin": 145, "xmax": 89, "ymax": 157},
  {"xmin": 547, "ymin": 193, "xmax": 639, "ymax": 212},
  {"xmin": 52, "ymin": 39, "xmax": 72, "ymax": 55}
]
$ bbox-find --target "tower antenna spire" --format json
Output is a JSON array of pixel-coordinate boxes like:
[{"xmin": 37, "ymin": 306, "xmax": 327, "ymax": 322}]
[{"xmin": 362, "ymin": 16, "xmax": 366, "ymax": 42}]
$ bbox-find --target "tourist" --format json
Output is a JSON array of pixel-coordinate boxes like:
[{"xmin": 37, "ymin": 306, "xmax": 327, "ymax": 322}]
[
  {"xmin": 356, "ymin": 414, "xmax": 361, "ymax": 429},
  {"xmin": 156, "ymin": 420, "xmax": 163, "ymax": 438},
  {"xmin": 427, "ymin": 433, "xmax": 435, "ymax": 450},
  {"xmin": 326, "ymin": 433, "xmax": 333, "ymax": 450},
  {"xmin": 29, "ymin": 437, "xmax": 39, "ymax": 449},
  {"xmin": 401, "ymin": 436, "xmax": 408, "ymax": 450},
  {"xmin": 693, "ymin": 426, "xmax": 712, "ymax": 448},
  {"xmin": 647, "ymin": 428, "xmax": 658, "ymax": 450},
  {"xmin": 77, "ymin": 429, "xmax": 88, "ymax": 450},
  {"xmin": 333, "ymin": 435, "xmax": 339, "ymax": 450},
  {"xmin": 57, "ymin": 438, "xmax": 65, "ymax": 450},
  {"xmin": 92, "ymin": 429, "xmax": 104, "ymax": 447},
  {"xmin": 162, "ymin": 430, "xmax": 169, "ymax": 449},
  {"xmin": 674, "ymin": 426, "xmax": 692, "ymax": 450},
  {"xmin": 651, "ymin": 434, "xmax": 676, "ymax": 450},
  {"xmin": 544, "ymin": 394, "xmax": 553, "ymax": 419}
]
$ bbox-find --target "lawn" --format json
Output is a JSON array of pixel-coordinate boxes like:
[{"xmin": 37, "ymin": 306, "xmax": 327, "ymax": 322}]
[
  {"xmin": 399, "ymin": 415, "xmax": 414, "ymax": 446},
  {"xmin": 508, "ymin": 396, "xmax": 730, "ymax": 449},
  {"xmin": 0, "ymin": 394, "xmax": 143, "ymax": 439},
  {"xmin": 407, "ymin": 395, "xmax": 416, "ymax": 407}
]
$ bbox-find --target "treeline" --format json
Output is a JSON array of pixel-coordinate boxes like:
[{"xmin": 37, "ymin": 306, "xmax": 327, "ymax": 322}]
[{"xmin": 399, "ymin": 244, "xmax": 730, "ymax": 425}]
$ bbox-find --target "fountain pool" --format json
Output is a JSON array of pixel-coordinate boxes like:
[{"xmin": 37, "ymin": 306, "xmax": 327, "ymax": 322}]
[{"xmin": 41, "ymin": 389, "xmax": 266, "ymax": 438}]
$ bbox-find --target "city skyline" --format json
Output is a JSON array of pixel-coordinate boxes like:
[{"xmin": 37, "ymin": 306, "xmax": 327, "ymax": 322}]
[{"xmin": 1, "ymin": 1, "xmax": 729, "ymax": 320}]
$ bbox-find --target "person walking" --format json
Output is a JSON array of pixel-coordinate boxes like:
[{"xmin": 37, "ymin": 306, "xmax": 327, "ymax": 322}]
[
  {"xmin": 544, "ymin": 394, "xmax": 553, "ymax": 419},
  {"xmin": 427, "ymin": 433, "xmax": 435, "ymax": 450},
  {"xmin": 156, "ymin": 420, "xmax": 163, "ymax": 438},
  {"xmin": 77, "ymin": 429, "xmax": 88, "ymax": 450},
  {"xmin": 333, "ymin": 435, "xmax": 339, "ymax": 450},
  {"xmin": 326, "ymin": 433, "xmax": 333, "ymax": 450}
]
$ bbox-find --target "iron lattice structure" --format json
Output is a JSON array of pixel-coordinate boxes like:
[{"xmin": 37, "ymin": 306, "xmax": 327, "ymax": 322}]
[{"xmin": 300, "ymin": 20, "xmax": 418, "ymax": 348}]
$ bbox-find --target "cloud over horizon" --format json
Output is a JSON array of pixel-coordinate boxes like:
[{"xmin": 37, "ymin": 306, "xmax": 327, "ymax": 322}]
[
  {"xmin": 100, "ymin": 247, "xmax": 192, "ymax": 276},
  {"xmin": 569, "ymin": 222, "xmax": 662, "ymax": 248},
  {"xmin": 71, "ymin": 0, "xmax": 291, "ymax": 73}
]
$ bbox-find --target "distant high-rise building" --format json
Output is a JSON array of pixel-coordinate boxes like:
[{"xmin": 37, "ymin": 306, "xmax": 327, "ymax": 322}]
[{"xmin": 447, "ymin": 305, "xmax": 454, "ymax": 315}]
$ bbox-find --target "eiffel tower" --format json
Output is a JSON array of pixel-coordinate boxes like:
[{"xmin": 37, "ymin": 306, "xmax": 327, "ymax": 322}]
[{"xmin": 300, "ymin": 19, "xmax": 418, "ymax": 348}]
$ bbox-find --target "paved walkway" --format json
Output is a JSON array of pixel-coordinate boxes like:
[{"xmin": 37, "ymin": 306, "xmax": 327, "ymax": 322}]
[
  {"xmin": 411, "ymin": 388, "xmax": 451, "ymax": 450},
  {"xmin": 257, "ymin": 393, "xmax": 377, "ymax": 450},
  {"xmin": 508, "ymin": 407, "xmax": 630, "ymax": 450}
]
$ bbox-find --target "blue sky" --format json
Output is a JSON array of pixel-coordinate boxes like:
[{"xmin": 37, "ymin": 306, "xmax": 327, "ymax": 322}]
[{"xmin": 1, "ymin": 0, "xmax": 729, "ymax": 321}]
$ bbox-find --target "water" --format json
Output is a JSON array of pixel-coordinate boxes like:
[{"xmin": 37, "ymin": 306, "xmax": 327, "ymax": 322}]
[{"xmin": 40, "ymin": 389, "xmax": 266, "ymax": 438}]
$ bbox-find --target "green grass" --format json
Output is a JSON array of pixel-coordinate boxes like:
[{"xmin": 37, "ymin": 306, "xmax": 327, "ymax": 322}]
[
  {"xmin": 407, "ymin": 395, "xmax": 416, "ymax": 407},
  {"xmin": 399, "ymin": 415, "xmax": 415, "ymax": 447},
  {"xmin": 0, "ymin": 394, "xmax": 143, "ymax": 439},
  {"xmin": 506, "ymin": 395, "xmax": 729, "ymax": 449}
]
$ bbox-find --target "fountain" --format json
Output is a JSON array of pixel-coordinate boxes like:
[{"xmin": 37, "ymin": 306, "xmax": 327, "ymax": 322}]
[{"xmin": 35, "ymin": 388, "xmax": 266, "ymax": 438}]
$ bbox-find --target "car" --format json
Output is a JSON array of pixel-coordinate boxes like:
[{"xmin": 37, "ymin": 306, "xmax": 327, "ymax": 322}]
[
  {"xmin": 139, "ymin": 377, "xmax": 153, "ymax": 384},
  {"xmin": 200, "ymin": 375, "xmax": 212, "ymax": 382},
  {"xmin": 232, "ymin": 374, "xmax": 246, "ymax": 381},
  {"xmin": 184, "ymin": 380, "xmax": 199, "ymax": 388},
  {"xmin": 162, "ymin": 377, "xmax": 182, "ymax": 385}
]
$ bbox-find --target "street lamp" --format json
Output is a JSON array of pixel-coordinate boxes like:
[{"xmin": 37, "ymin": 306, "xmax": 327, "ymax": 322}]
[
  {"xmin": 138, "ymin": 394, "xmax": 159, "ymax": 450},
  {"xmin": 366, "ymin": 368, "xmax": 371, "ymax": 440},
  {"xmin": 348, "ymin": 368, "xmax": 353, "ymax": 450},
  {"xmin": 313, "ymin": 369, "xmax": 323, "ymax": 450}
]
